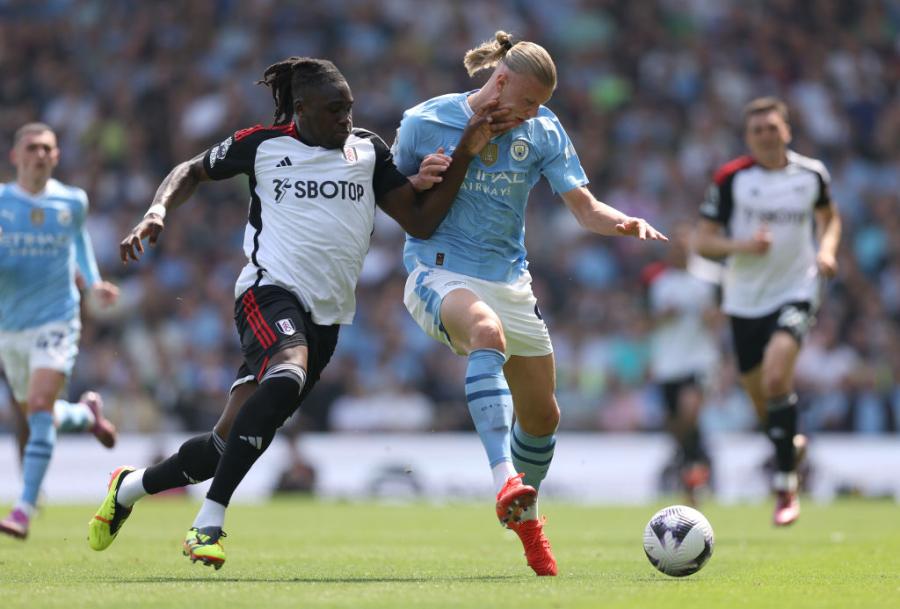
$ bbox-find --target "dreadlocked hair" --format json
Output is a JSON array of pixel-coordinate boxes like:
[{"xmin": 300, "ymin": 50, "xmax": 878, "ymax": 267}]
[{"xmin": 257, "ymin": 57, "xmax": 346, "ymax": 125}]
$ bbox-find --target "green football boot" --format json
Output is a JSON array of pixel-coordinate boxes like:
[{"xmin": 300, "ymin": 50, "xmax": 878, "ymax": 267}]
[
  {"xmin": 88, "ymin": 465, "xmax": 135, "ymax": 551},
  {"xmin": 184, "ymin": 526, "xmax": 227, "ymax": 570}
]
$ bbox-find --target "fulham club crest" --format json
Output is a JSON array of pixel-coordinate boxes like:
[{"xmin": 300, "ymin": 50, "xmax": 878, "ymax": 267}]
[
  {"xmin": 275, "ymin": 318, "xmax": 296, "ymax": 336},
  {"xmin": 343, "ymin": 146, "xmax": 357, "ymax": 163}
]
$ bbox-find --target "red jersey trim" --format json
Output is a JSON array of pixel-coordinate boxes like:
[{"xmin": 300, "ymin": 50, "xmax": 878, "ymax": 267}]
[
  {"xmin": 713, "ymin": 155, "xmax": 755, "ymax": 185},
  {"xmin": 234, "ymin": 122, "xmax": 296, "ymax": 141}
]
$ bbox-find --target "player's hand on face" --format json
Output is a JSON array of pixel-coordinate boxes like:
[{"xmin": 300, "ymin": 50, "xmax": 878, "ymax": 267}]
[
  {"xmin": 91, "ymin": 280, "xmax": 120, "ymax": 307},
  {"xmin": 458, "ymin": 98, "xmax": 519, "ymax": 156},
  {"xmin": 409, "ymin": 148, "xmax": 452, "ymax": 191},
  {"xmin": 615, "ymin": 217, "xmax": 669, "ymax": 241},
  {"xmin": 817, "ymin": 250, "xmax": 838, "ymax": 278},
  {"xmin": 120, "ymin": 214, "xmax": 165, "ymax": 264}
]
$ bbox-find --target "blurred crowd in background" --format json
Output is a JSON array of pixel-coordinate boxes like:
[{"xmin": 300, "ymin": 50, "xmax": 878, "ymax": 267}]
[{"xmin": 1, "ymin": 0, "xmax": 899, "ymax": 438}]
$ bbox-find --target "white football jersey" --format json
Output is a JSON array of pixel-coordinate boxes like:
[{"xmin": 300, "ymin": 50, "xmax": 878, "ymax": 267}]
[
  {"xmin": 648, "ymin": 266, "xmax": 718, "ymax": 382},
  {"xmin": 700, "ymin": 151, "xmax": 832, "ymax": 317},
  {"xmin": 204, "ymin": 123, "xmax": 409, "ymax": 325}
]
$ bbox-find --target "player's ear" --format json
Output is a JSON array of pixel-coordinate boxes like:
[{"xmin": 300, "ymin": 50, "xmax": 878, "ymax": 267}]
[
  {"xmin": 495, "ymin": 72, "xmax": 507, "ymax": 92},
  {"xmin": 293, "ymin": 98, "xmax": 304, "ymax": 121}
]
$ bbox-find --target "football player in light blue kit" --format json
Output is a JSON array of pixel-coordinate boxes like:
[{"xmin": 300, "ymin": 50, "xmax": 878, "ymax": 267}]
[
  {"xmin": 0, "ymin": 123, "xmax": 119, "ymax": 540},
  {"xmin": 393, "ymin": 32, "xmax": 667, "ymax": 575}
]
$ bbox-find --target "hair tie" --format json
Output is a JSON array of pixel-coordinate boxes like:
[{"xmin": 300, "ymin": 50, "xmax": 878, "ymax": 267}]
[{"xmin": 500, "ymin": 38, "xmax": 513, "ymax": 51}]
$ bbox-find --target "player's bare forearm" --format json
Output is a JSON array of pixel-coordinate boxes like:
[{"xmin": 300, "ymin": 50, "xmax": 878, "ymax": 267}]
[
  {"xmin": 562, "ymin": 187, "xmax": 666, "ymax": 240},
  {"xmin": 576, "ymin": 199, "xmax": 630, "ymax": 236},
  {"xmin": 148, "ymin": 153, "xmax": 207, "ymax": 216},
  {"xmin": 411, "ymin": 147, "xmax": 476, "ymax": 236},
  {"xmin": 814, "ymin": 203, "xmax": 841, "ymax": 277},
  {"xmin": 694, "ymin": 230, "xmax": 738, "ymax": 258},
  {"xmin": 382, "ymin": 147, "xmax": 476, "ymax": 238},
  {"xmin": 120, "ymin": 154, "xmax": 209, "ymax": 263},
  {"xmin": 381, "ymin": 102, "xmax": 507, "ymax": 237},
  {"xmin": 694, "ymin": 219, "xmax": 765, "ymax": 257},
  {"xmin": 816, "ymin": 204, "xmax": 841, "ymax": 259}
]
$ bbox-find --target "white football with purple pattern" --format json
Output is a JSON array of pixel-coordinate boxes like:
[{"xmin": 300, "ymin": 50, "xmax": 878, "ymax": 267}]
[{"xmin": 643, "ymin": 505, "xmax": 714, "ymax": 577}]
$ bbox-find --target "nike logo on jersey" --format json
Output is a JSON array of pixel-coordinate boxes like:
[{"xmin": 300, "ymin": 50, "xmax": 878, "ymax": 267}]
[
  {"xmin": 275, "ymin": 156, "xmax": 293, "ymax": 167},
  {"xmin": 239, "ymin": 435, "xmax": 264, "ymax": 450}
]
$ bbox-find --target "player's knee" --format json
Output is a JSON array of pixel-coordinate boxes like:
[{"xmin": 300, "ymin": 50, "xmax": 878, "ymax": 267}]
[
  {"xmin": 26, "ymin": 392, "xmax": 56, "ymax": 413},
  {"xmin": 519, "ymin": 401, "xmax": 560, "ymax": 435},
  {"xmin": 247, "ymin": 370, "xmax": 307, "ymax": 432},
  {"xmin": 469, "ymin": 319, "xmax": 506, "ymax": 352},
  {"xmin": 762, "ymin": 371, "xmax": 791, "ymax": 398}
]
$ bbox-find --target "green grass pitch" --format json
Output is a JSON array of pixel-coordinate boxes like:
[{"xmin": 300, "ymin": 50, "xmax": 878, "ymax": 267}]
[{"xmin": 1, "ymin": 498, "xmax": 898, "ymax": 608}]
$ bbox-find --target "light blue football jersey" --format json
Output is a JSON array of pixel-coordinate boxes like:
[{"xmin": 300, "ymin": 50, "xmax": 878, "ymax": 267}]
[
  {"xmin": 0, "ymin": 179, "xmax": 101, "ymax": 331},
  {"xmin": 393, "ymin": 92, "xmax": 588, "ymax": 283}
]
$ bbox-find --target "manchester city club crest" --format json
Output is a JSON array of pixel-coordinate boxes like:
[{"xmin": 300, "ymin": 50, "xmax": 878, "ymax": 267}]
[
  {"xmin": 511, "ymin": 139, "xmax": 530, "ymax": 161},
  {"xmin": 480, "ymin": 143, "xmax": 498, "ymax": 166},
  {"xmin": 343, "ymin": 146, "xmax": 357, "ymax": 163},
  {"xmin": 275, "ymin": 318, "xmax": 296, "ymax": 336},
  {"xmin": 57, "ymin": 209, "xmax": 72, "ymax": 226},
  {"xmin": 30, "ymin": 208, "xmax": 45, "ymax": 226}
]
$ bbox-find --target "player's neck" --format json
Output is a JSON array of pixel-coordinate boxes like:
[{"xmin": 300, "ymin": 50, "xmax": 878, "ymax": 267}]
[
  {"xmin": 466, "ymin": 87, "xmax": 495, "ymax": 114},
  {"xmin": 754, "ymin": 151, "xmax": 788, "ymax": 170},
  {"xmin": 16, "ymin": 176, "xmax": 49, "ymax": 196}
]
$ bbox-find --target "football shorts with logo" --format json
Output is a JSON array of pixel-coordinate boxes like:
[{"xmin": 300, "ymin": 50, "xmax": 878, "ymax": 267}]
[
  {"xmin": 0, "ymin": 318, "xmax": 81, "ymax": 402},
  {"xmin": 729, "ymin": 301, "xmax": 813, "ymax": 373},
  {"xmin": 403, "ymin": 263, "xmax": 552, "ymax": 358},
  {"xmin": 231, "ymin": 285, "xmax": 338, "ymax": 413}
]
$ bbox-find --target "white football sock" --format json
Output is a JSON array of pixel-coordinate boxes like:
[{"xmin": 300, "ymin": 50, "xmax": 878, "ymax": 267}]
[
  {"xmin": 491, "ymin": 461, "xmax": 517, "ymax": 493},
  {"xmin": 116, "ymin": 468, "xmax": 148, "ymax": 507},
  {"xmin": 192, "ymin": 499, "xmax": 227, "ymax": 530}
]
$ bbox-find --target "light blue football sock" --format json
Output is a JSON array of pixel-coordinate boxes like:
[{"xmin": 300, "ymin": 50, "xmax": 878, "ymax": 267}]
[
  {"xmin": 511, "ymin": 420, "xmax": 556, "ymax": 491},
  {"xmin": 53, "ymin": 399, "xmax": 95, "ymax": 432},
  {"xmin": 466, "ymin": 349, "xmax": 513, "ymax": 467},
  {"xmin": 20, "ymin": 411, "xmax": 56, "ymax": 507}
]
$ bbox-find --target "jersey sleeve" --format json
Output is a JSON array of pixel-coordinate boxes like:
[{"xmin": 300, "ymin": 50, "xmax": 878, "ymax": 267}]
[
  {"xmin": 814, "ymin": 164, "xmax": 832, "ymax": 209},
  {"xmin": 648, "ymin": 276, "xmax": 670, "ymax": 313},
  {"xmin": 699, "ymin": 179, "xmax": 733, "ymax": 225},
  {"xmin": 390, "ymin": 111, "xmax": 423, "ymax": 177},
  {"xmin": 370, "ymin": 134, "xmax": 411, "ymax": 199},
  {"xmin": 536, "ymin": 115, "xmax": 589, "ymax": 194},
  {"xmin": 72, "ymin": 189, "xmax": 101, "ymax": 287},
  {"xmin": 202, "ymin": 126, "xmax": 262, "ymax": 180}
]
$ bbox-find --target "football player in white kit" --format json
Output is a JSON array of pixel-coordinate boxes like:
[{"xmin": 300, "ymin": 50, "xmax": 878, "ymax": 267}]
[
  {"xmin": 695, "ymin": 97, "xmax": 841, "ymax": 526},
  {"xmin": 646, "ymin": 224, "xmax": 719, "ymax": 505},
  {"xmin": 88, "ymin": 56, "xmax": 516, "ymax": 569}
]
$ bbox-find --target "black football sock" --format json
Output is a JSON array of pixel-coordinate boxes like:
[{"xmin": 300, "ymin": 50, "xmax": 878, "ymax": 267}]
[
  {"xmin": 766, "ymin": 393, "xmax": 798, "ymax": 472},
  {"xmin": 206, "ymin": 375, "xmax": 303, "ymax": 506},
  {"xmin": 681, "ymin": 426, "xmax": 706, "ymax": 465},
  {"xmin": 142, "ymin": 431, "xmax": 227, "ymax": 494}
]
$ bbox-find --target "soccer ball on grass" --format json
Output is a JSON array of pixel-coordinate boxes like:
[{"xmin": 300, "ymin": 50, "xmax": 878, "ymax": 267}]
[{"xmin": 643, "ymin": 505, "xmax": 714, "ymax": 577}]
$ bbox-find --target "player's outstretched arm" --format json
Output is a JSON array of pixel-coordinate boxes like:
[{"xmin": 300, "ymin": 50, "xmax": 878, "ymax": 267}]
[
  {"xmin": 694, "ymin": 218, "xmax": 770, "ymax": 258},
  {"xmin": 379, "ymin": 100, "xmax": 518, "ymax": 238},
  {"xmin": 120, "ymin": 153, "xmax": 209, "ymax": 263},
  {"xmin": 561, "ymin": 186, "xmax": 668, "ymax": 241}
]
